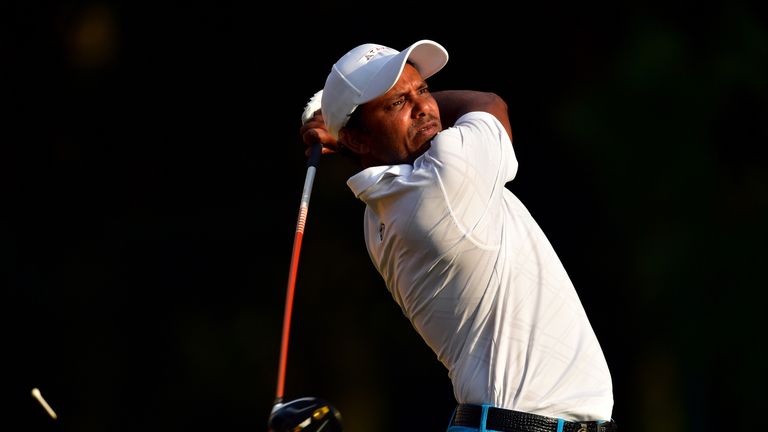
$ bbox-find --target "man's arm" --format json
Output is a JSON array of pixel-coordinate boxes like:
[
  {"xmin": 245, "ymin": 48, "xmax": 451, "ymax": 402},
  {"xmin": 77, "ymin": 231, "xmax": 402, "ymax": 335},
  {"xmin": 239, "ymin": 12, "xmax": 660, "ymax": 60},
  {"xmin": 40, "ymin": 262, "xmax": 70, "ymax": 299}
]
[{"xmin": 432, "ymin": 90, "xmax": 512, "ymax": 141}]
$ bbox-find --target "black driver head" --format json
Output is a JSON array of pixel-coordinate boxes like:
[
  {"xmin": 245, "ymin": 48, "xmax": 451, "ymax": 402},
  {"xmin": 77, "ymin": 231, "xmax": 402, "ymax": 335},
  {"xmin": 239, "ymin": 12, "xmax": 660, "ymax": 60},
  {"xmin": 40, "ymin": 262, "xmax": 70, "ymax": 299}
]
[{"xmin": 268, "ymin": 397, "xmax": 343, "ymax": 432}]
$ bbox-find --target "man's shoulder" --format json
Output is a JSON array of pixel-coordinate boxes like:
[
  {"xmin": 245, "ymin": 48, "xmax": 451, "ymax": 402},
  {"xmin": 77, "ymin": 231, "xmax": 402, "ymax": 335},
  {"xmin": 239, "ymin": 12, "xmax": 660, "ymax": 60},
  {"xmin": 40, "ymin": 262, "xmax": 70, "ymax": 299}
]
[
  {"xmin": 434, "ymin": 111, "xmax": 505, "ymax": 144},
  {"xmin": 454, "ymin": 111, "xmax": 501, "ymax": 127}
]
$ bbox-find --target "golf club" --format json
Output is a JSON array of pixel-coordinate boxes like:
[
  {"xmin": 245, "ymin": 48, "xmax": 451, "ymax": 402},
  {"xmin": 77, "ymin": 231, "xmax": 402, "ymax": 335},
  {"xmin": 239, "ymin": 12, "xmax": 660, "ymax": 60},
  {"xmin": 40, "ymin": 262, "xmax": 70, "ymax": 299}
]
[
  {"xmin": 269, "ymin": 91, "xmax": 344, "ymax": 432},
  {"xmin": 274, "ymin": 90, "xmax": 323, "ymax": 403}
]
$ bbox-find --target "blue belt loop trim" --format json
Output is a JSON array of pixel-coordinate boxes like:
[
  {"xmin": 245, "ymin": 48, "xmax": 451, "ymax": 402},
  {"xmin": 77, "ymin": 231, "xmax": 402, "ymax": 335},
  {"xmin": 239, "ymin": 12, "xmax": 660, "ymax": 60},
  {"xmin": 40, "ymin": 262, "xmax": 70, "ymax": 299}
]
[
  {"xmin": 556, "ymin": 418, "xmax": 565, "ymax": 432},
  {"xmin": 480, "ymin": 405, "xmax": 491, "ymax": 432}
]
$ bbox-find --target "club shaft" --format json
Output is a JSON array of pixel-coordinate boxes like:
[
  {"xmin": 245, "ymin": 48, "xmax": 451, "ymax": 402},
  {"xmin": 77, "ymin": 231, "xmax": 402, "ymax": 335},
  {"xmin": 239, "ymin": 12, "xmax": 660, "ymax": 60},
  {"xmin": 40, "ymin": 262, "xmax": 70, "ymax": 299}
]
[{"xmin": 275, "ymin": 143, "xmax": 322, "ymax": 401}]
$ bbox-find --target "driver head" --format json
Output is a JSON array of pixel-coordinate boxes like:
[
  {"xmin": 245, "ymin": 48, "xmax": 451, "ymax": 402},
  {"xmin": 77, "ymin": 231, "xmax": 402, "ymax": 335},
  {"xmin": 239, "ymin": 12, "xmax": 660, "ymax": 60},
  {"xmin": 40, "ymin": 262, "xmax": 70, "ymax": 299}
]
[{"xmin": 268, "ymin": 397, "xmax": 343, "ymax": 432}]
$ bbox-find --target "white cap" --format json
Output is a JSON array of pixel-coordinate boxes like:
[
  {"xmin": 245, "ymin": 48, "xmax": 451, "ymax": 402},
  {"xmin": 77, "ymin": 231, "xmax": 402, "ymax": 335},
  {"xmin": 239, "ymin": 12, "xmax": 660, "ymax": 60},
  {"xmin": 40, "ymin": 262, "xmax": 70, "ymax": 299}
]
[{"xmin": 321, "ymin": 40, "xmax": 449, "ymax": 139}]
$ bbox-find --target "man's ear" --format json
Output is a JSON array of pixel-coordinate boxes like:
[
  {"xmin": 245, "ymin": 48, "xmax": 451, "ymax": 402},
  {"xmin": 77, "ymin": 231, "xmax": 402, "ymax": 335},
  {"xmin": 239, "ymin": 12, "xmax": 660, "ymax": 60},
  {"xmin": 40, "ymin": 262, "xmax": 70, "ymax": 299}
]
[{"xmin": 338, "ymin": 128, "xmax": 368, "ymax": 155}]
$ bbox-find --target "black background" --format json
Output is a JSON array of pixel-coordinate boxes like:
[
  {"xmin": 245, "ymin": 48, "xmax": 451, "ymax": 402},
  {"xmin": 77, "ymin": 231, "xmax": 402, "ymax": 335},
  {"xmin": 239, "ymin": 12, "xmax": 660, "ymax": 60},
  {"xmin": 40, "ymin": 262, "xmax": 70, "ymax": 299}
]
[{"xmin": 5, "ymin": 1, "xmax": 768, "ymax": 431}]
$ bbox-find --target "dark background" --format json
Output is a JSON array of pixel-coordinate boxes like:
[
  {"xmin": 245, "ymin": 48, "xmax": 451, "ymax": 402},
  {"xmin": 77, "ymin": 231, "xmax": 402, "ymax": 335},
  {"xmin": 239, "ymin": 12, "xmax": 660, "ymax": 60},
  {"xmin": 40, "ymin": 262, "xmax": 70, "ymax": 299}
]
[{"xmin": 5, "ymin": 1, "xmax": 767, "ymax": 431}]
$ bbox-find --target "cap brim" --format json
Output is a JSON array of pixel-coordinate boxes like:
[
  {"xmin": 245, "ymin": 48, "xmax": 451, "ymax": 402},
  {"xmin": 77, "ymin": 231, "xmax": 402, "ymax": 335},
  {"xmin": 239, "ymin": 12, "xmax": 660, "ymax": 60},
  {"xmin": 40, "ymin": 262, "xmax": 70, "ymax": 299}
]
[{"xmin": 357, "ymin": 40, "xmax": 448, "ymax": 104}]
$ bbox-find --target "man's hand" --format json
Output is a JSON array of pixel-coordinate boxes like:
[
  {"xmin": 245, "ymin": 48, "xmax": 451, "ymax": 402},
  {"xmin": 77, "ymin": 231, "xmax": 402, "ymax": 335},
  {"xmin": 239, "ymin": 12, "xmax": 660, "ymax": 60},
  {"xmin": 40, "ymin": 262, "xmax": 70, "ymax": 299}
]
[{"xmin": 300, "ymin": 110, "xmax": 339, "ymax": 156}]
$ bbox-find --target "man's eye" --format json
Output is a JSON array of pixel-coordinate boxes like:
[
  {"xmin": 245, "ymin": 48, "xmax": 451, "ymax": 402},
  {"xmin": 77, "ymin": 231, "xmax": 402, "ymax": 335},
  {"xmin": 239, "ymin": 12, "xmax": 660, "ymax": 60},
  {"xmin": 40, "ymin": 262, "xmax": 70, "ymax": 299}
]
[
  {"xmin": 419, "ymin": 87, "xmax": 429, "ymax": 94},
  {"xmin": 392, "ymin": 99, "xmax": 404, "ymax": 107}
]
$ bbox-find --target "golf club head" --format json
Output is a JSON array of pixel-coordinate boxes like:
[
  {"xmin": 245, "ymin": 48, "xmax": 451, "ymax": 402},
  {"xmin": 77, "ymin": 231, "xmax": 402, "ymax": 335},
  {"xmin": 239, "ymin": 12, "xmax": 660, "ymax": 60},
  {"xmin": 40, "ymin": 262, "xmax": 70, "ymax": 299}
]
[{"xmin": 268, "ymin": 396, "xmax": 343, "ymax": 432}]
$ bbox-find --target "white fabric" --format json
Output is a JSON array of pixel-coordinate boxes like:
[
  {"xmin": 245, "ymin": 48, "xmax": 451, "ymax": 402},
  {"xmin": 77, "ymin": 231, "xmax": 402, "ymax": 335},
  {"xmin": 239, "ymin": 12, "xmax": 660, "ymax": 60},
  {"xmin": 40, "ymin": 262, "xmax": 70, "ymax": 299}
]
[{"xmin": 347, "ymin": 112, "xmax": 613, "ymax": 421}]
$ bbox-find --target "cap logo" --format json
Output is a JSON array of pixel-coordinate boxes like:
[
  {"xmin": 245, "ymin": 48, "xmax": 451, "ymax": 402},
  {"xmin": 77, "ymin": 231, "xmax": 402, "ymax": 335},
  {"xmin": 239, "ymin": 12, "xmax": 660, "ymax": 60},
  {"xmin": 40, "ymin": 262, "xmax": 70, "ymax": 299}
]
[{"xmin": 359, "ymin": 46, "xmax": 391, "ymax": 64}]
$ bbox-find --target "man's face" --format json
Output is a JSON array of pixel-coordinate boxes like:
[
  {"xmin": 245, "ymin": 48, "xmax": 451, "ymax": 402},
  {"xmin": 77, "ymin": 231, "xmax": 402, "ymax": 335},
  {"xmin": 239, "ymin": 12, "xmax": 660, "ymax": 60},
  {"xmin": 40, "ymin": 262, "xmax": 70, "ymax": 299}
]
[{"xmin": 346, "ymin": 64, "xmax": 442, "ymax": 166}]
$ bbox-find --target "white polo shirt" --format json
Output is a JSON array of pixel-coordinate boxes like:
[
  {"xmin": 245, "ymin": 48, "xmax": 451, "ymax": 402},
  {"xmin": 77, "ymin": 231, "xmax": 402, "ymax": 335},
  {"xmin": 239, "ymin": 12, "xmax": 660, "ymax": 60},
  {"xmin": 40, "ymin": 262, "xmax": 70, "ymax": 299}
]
[{"xmin": 346, "ymin": 112, "xmax": 613, "ymax": 421}]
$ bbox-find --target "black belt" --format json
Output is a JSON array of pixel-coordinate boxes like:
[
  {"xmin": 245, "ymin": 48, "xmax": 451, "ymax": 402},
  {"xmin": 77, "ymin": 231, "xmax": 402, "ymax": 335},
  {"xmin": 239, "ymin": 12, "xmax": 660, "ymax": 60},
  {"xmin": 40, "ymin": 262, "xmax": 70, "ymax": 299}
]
[{"xmin": 450, "ymin": 404, "xmax": 617, "ymax": 432}]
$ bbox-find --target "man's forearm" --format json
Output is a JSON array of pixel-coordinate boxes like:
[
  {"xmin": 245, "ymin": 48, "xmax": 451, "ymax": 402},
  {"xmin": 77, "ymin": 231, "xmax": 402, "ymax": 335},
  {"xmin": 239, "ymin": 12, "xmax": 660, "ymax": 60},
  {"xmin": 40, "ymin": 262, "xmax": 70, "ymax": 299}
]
[{"xmin": 433, "ymin": 90, "xmax": 512, "ymax": 139}]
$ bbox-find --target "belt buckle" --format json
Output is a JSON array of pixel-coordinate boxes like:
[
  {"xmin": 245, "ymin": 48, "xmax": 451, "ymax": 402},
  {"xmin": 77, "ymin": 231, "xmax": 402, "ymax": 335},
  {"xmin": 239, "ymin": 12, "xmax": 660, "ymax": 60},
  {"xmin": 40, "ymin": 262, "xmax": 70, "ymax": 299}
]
[{"xmin": 577, "ymin": 424, "xmax": 588, "ymax": 432}]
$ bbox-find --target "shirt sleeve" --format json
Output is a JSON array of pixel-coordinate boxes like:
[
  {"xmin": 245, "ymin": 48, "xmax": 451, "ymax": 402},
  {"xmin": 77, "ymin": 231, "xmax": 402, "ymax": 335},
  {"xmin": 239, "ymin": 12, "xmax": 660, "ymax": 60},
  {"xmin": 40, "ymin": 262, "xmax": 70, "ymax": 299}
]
[
  {"xmin": 427, "ymin": 111, "xmax": 518, "ymax": 191},
  {"xmin": 414, "ymin": 111, "xmax": 517, "ymax": 243}
]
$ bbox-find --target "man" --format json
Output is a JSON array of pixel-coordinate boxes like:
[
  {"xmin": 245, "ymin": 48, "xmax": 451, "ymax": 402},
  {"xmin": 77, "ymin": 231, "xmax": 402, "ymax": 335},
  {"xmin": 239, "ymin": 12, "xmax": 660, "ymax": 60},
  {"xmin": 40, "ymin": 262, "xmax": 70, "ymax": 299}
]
[{"xmin": 300, "ymin": 40, "xmax": 616, "ymax": 432}]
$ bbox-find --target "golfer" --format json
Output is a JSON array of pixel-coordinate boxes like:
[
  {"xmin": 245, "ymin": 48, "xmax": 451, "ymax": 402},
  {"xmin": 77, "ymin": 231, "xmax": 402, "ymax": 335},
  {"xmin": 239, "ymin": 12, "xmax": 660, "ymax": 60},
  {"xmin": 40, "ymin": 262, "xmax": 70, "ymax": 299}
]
[{"xmin": 300, "ymin": 39, "xmax": 616, "ymax": 432}]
